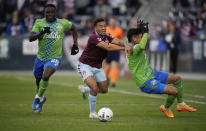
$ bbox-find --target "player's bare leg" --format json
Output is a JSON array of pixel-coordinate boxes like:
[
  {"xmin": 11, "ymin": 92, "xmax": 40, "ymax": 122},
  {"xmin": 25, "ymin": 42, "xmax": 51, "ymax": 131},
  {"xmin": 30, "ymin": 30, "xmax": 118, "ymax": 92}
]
[
  {"xmin": 84, "ymin": 76, "xmax": 99, "ymax": 118},
  {"xmin": 168, "ymin": 74, "xmax": 196, "ymax": 112},
  {"xmin": 160, "ymin": 85, "xmax": 177, "ymax": 118},
  {"xmin": 35, "ymin": 77, "xmax": 41, "ymax": 94},
  {"xmin": 160, "ymin": 74, "xmax": 196, "ymax": 118},
  {"xmin": 97, "ymin": 80, "xmax": 108, "ymax": 93}
]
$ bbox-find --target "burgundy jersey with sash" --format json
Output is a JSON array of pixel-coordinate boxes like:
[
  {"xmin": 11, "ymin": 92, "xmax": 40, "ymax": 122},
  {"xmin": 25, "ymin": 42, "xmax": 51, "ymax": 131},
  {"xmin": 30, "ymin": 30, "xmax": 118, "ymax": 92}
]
[{"xmin": 79, "ymin": 31, "xmax": 114, "ymax": 68}]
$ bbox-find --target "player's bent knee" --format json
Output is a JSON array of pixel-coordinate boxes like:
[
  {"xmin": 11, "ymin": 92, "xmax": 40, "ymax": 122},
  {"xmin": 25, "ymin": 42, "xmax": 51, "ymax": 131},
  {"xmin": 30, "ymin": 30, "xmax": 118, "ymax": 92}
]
[
  {"xmin": 175, "ymin": 75, "xmax": 181, "ymax": 82},
  {"xmin": 90, "ymin": 87, "xmax": 98, "ymax": 96},
  {"xmin": 173, "ymin": 89, "xmax": 178, "ymax": 95}
]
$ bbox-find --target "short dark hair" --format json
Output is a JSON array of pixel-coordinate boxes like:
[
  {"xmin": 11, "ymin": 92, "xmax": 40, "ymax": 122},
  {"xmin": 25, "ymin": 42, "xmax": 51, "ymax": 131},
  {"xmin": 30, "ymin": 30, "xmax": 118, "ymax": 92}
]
[
  {"xmin": 127, "ymin": 28, "xmax": 142, "ymax": 42},
  {"xmin": 94, "ymin": 18, "xmax": 105, "ymax": 27},
  {"xmin": 44, "ymin": 4, "xmax": 56, "ymax": 10}
]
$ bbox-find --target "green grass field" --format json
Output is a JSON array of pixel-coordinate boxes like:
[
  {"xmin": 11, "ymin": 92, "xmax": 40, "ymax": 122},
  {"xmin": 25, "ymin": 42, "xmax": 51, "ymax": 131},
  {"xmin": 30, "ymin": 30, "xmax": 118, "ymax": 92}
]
[{"xmin": 0, "ymin": 73, "xmax": 206, "ymax": 131}]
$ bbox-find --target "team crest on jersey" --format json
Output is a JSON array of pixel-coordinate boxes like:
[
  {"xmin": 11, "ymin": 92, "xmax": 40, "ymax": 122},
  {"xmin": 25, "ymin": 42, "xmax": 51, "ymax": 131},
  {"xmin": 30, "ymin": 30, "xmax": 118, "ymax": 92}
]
[
  {"xmin": 97, "ymin": 37, "xmax": 102, "ymax": 42},
  {"xmin": 151, "ymin": 80, "xmax": 157, "ymax": 85}
]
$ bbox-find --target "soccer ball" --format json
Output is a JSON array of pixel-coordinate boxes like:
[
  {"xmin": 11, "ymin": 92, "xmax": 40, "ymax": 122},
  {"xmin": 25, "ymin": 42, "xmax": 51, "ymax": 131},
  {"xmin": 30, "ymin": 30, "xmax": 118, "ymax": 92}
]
[{"xmin": 98, "ymin": 107, "xmax": 113, "ymax": 122}]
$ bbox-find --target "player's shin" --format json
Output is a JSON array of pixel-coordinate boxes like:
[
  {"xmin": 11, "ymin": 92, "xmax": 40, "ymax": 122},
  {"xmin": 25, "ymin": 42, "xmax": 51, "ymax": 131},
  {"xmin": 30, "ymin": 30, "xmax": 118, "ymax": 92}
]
[
  {"xmin": 164, "ymin": 95, "xmax": 176, "ymax": 109},
  {"xmin": 37, "ymin": 80, "xmax": 48, "ymax": 97},
  {"xmin": 89, "ymin": 94, "xmax": 97, "ymax": 113},
  {"xmin": 174, "ymin": 80, "xmax": 183, "ymax": 103},
  {"xmin": 35, "ymin": 86, "xmax": 39, "ymax": 94}
]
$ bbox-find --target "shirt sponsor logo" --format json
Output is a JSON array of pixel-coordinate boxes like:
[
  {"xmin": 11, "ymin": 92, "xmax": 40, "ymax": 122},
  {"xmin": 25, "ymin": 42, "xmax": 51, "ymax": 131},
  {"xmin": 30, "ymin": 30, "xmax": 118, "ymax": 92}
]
[
  {"xmin": 97, "ymin": 37, "xmax": 102, "ymax": 42},
  {"xmin": 43, "ymin": 32, "xmax": 60, "ymax": 40}
]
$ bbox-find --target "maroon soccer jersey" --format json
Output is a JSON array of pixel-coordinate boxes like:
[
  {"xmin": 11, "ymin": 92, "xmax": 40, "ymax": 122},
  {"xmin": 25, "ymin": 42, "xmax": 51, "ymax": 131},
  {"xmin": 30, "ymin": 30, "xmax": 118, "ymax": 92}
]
[{"xmin": 79, "ymin": 31, "xmax": 114, "ymax": 68}]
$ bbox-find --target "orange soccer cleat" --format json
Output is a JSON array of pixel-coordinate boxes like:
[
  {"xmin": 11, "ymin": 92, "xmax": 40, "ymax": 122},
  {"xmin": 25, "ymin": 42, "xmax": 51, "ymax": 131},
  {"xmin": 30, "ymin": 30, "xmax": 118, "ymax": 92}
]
[
  {"xmin": 160, "ymin": 105, "xmax": 174, "ymax": 118},
  {"xmin": 176, "ymin": 104, "xmax": 197, "ymax": 112}
]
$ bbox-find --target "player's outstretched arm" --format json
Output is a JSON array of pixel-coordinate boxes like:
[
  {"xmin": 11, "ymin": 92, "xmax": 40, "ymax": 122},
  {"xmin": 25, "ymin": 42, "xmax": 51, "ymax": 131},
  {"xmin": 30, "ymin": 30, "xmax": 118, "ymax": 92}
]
[
  {"xmin": 70, "ymin": 25, "xmax": 79, "ymax": 55},
  {"xmin": 111, "ymin": 38, "xmax": 125, "ymax": 47},
  {"xmin": 97, "ymin": 41, "xmax": 125, "ymax": 51},
  {"xmin": 70, "ymin": 25, "xmax": 78, "ymax": 46},
  {"xmin": 132, "ymin": 33, "xmax": 149, "ymax": 54},
  {"xmin": 138, "ymin": 33, "xmax": 149, "ymax": 50}
]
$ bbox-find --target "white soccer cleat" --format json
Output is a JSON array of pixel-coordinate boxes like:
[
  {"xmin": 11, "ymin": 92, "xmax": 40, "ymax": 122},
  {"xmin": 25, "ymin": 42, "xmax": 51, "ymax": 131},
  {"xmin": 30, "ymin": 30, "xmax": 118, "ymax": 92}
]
[
  {"xmin": 78, "ymin": 85, "xmax": 86, "ymax": 93},
  {"xmin": 89, "ymin": 112, "xmax": 98, "ymax": 118}
]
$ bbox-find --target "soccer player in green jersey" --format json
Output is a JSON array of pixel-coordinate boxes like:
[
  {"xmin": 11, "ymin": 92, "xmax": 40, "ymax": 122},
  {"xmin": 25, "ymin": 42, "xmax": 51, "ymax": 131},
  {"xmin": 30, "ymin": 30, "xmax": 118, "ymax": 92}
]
[
  {"xmin": 29, "ymin": 4, "xmax": 79, "ymax": 114},
  {"xmin": 125, "ymin": 20, "xmax": 196, "ymax": 118}
]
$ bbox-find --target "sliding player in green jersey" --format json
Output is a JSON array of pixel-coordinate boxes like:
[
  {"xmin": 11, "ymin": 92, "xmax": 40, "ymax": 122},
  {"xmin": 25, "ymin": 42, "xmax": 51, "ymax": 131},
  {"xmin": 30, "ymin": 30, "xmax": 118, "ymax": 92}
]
[
  {"xmin": 125, "ymin": 20, "xmax": 196, "ymax": 118},
  {"xmin": 29, "ymin": 4, "xmax": 79, "ymax": 114}
]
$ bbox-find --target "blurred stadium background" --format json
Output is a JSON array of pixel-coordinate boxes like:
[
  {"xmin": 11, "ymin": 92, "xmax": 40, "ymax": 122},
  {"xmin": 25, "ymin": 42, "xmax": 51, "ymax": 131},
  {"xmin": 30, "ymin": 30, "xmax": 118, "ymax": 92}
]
[
  {"xmin": 0, "ymin": 0, "xmax": 206, "ymax": 74},
  {"xmin": 0, "ymin": 0, "xmax": 206, "ymax": 131}
]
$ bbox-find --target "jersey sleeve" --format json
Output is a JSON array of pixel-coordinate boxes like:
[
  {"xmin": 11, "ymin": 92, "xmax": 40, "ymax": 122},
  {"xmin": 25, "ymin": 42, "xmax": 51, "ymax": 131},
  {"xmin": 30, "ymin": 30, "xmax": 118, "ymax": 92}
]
[
  {"xmin": 133, "ymin": 33, "xmax": 148, "ymax": 53},
  {"xmin": 31, "ymin": 19, "xmax": 40, "ymax": 33},
  {"xmin": 63, "ymin": 19, "xmax": 73, "ymax": 30}
]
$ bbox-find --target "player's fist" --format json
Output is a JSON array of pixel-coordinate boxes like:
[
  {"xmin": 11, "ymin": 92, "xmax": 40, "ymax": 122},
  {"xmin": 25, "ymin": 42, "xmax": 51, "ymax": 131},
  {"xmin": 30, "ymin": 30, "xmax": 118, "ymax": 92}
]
[
  {"xmin": 143, "ymin": 22, "xmax": 149, "ymax": 33},
  {"xmin": 40, "ymin": 27, "xmax": 51, "ymax": 35},
  {"xmin": 137, "ymin": 19, "xmax": 144, "ymax": 28},
  {"xmin": 71, "ymin": 44, "xmax": 79, "ymax": 55}
]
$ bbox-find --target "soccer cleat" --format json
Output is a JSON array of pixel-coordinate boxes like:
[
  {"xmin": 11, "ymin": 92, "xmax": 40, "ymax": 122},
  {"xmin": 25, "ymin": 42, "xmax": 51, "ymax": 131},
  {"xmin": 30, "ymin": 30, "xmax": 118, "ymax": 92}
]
[
  {"xmin": 111, "ymin": 83, "xmax": 116, "ymax": 87},
  {"xmin": 32, "ymin": 98, "xmax": 40, "ymax": 110},
  {"xmin": 89, "ymin": 112, "xmax": 98, "ymax": 118},
  {"xmin": 78, "ymin": 85, "xmax": 87, "ymax": 99},
  {"xmin": 160, "ymin": 105, "xmax": 174, "ymax": 118},
  {"xmin": 35, "ymin": 96, "xmax": 46, "ymax": 114},
  {"xmin": 177, "ymin": 104, "xmax": 197, "ymax": 112}
]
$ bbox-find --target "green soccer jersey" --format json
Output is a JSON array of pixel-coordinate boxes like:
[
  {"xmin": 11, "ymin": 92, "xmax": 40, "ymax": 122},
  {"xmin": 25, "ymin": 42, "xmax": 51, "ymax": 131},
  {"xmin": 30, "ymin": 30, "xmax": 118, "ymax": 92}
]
[
  {"xmin": 31, "ymin": 18, "xmax": 72, "ymax": 61},
  {"xmin": 126, "ymin": 33, "xmax": 155, "ymax": 87}
]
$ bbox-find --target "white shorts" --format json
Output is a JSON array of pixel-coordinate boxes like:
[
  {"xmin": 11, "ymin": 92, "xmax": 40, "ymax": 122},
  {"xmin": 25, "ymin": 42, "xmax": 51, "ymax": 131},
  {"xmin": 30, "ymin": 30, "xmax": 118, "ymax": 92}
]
[{"xmin": 77, "ymin": 62, "xmax": 106, "ymax": 82}]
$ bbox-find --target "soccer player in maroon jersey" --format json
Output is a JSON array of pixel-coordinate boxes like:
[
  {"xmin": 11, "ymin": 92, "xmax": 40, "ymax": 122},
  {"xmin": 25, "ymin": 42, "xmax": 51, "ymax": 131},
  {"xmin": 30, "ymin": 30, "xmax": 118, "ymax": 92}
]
[{"xmin": 77, "ymin": 18, "xmax": 131, "ymax": 118}]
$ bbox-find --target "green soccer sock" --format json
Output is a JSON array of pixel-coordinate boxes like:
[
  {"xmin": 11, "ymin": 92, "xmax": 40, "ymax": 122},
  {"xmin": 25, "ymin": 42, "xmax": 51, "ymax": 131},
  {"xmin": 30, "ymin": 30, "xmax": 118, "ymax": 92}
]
[
  {"xmin": 35, "ymin": 85, "xmax": 39, "ymax": 94},
  {"xmin": 174, "ymin": 80, "xmax": 183, "ymax": 103},
  {"xmin": 164, "ymin": 95, "xmax": 176, "ymax": 109},
  {"xmin": 37, "ymin": 80, "xmax": 48, "ymax": 97}
]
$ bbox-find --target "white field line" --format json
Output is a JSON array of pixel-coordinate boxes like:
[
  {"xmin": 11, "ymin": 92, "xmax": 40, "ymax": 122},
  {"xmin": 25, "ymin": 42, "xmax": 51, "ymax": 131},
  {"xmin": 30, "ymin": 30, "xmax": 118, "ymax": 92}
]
[
  {"xmin": 14, "ymin": 76, "xmax": 206, "ymax": 105},
  {"xmin": 109, "ymin": 89, "xmax": 206, "ymax": 105},
  {"xmin": 0, "ymin": 103, "xmax": 158, "ymax": 107}
]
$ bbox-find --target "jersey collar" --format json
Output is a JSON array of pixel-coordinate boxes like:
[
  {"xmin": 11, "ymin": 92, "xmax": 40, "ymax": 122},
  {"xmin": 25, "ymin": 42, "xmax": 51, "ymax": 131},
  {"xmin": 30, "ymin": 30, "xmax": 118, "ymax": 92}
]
[{"xmin": 45, "ymin": 18, "xmax": 57, "ymax": 24}]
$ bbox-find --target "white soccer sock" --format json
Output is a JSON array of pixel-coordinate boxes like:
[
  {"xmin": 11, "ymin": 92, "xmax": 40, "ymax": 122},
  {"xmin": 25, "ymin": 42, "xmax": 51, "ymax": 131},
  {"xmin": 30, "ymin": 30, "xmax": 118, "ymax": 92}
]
[
  {"xmin": 163, "ymin": 105, "xmax": 168, "ymax": 110},
  {"xmin": 178, "ymin": 102, "xmax": 185, "ymax": 106},
  {"xmin": 35, "ymin": 94, "xmax": 42, "ymax": 100},
  {"xmin": 89, "ymin": 94, "xmax": 96, "ymax": 113}
]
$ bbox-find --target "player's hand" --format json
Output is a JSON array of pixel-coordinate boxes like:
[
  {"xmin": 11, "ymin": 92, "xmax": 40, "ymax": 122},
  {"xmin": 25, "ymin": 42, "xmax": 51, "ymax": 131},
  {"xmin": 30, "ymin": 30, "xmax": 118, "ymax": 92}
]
[
  {"xmin": 71, "ymin": 44, "xmax": 79, "ymax": 55},
  {"xmin": 137, "ymin": 19, "xmax": 144, "ymax": 28},
  {"xmin": 143, "ymin": 22, "xmax": 149, "ymax": 33},
  {"xmin": 40, "ymin": 27, "xmax": 51, "ymax": 35},
  {"xmin": 137, "ymin": 19, "xmax": 149, "ymax": 33},
  {"xmin": 125, "ymin": 44, "xmax": 133, "ymax": 55}
]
